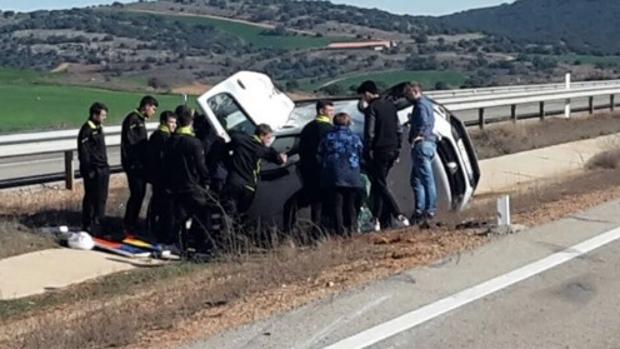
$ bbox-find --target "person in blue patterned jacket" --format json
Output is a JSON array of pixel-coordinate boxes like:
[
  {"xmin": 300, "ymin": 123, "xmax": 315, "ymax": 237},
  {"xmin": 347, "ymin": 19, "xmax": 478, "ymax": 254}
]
[{"xmin": 318, "ymin": 112, "xmax": 364, "ymax": 235}]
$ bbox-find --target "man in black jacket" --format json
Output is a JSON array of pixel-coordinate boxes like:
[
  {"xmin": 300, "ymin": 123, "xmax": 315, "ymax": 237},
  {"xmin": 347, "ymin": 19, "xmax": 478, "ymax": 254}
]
[
  {"xmin": 78, "ymin": 102, "xmax": 110, "ymax": 236},
  {"xmin": 283, "ymin": 99, "xmax": 334, "ymax": 232},
  {"xmin": 165, "ymin": 106, "xmax": 212, "ymax": 248},
  {"xmin": 223, "ymin": 124, "xmax": 287, "ymax": 218},
  {"xmin": 357, "ymin": 80, "xmax": 409, "ymax": 231},
  {"xmin": 121, "ymin": 95, "xmax": 158, "ymax": 235},
  {"xmin": 146, "ymin": 110, "xmax": 176, "ymax": 243}
]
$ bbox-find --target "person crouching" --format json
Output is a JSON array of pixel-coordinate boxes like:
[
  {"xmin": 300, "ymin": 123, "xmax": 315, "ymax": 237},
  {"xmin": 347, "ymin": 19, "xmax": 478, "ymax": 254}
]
[{"xmin": 318, "ymin": 112, "xmax": 364, "ymax": 236}]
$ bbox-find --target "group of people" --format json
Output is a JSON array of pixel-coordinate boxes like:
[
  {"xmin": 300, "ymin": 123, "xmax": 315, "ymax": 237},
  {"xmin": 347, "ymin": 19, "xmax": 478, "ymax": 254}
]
[
  {"xmin": 284, "ymin": 80, "xmax": 438, "ymax": 235},
  {"xmin": 77, "ymin": 79, "xmax": 438, "ymax": 250},
  {"xmin": 78, "ymin": 96, "xmax": 286, "ymax": 248}
]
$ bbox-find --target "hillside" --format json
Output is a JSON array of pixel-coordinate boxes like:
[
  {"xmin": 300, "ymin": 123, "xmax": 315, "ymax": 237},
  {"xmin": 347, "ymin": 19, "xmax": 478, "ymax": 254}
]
[
  {"xmin": 0, "ymin": 0, "xmax": 618, "ymax": 96},
  {"xmin": 441, "ymin": 0, "xmax": 620, "ymax": 55}
]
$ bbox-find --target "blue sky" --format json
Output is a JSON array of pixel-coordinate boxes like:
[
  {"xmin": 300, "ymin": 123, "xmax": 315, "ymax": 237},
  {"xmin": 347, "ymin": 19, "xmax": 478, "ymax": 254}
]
[{"xmin": 0, "ymin": 0, "xmax": 514, "ymax": 16}]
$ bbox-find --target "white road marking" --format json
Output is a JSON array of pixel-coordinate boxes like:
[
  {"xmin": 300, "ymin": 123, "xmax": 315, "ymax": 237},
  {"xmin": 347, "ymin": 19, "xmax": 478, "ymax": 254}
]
[
  {"xmin": 298, "ymin": 296, "xmax": 391, "ymax": 349},
  {"xmin": 323, "ymin": 226, "xmax": 620, "ymax": 349}
]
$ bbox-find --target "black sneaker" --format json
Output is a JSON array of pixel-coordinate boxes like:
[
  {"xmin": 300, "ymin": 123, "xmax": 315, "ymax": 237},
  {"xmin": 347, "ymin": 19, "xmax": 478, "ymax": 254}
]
[{"xmin": 410, "ymin": 213, "xmax": 425, "ymax": 226}]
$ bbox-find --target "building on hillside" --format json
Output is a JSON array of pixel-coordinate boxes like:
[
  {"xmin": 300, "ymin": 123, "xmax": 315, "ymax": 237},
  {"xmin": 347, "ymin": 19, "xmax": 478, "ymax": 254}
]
[{"xmin": 326, "ymin": 40, "xmax": 397, "ymax": 51}]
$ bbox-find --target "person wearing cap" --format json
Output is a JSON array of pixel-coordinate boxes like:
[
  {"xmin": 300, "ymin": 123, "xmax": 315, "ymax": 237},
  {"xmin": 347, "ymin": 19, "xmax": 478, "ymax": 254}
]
[
  {"xmin": 317, "ymin": 112, "xmax": 363, "ymax": 235},
  {"xmin": 78, "ymin": 102, "xmax": 110, "ymax": 236},
  {"xmin": 357, "ymin": 80, "xmax": 409, "ymax": 231},
  {"xmin": 404, "ymin": 82, "xmax": 438, "ymax": 228},
  {"xmin": 146, "ymin": 110, "xmax": 177, "ymax": 243},
  {"xmin": 121, "ymin": 95, "xmax": 158, "ymax": 235},
  {"xmin": 283, "ymin": 99, "xmax": 335, "ymax": 232}
]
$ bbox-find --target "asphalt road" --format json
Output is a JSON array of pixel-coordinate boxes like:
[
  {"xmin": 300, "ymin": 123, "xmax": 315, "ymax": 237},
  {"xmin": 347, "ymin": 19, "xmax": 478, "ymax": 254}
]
[{"xmin": 184, "ymin": 199, "xmax": 620, "ymax": 349}]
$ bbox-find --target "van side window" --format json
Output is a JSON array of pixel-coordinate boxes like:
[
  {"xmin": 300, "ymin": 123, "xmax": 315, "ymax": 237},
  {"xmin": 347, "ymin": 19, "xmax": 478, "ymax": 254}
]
[{"xmin": 207, "ymin": 93, "xmax": 256, "ymax": 136}]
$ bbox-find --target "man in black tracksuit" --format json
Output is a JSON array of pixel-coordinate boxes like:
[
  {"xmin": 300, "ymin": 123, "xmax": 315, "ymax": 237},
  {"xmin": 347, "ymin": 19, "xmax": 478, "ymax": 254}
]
[
  {"xmin": 283, "ymin": 99, "xmax": 334, "ymax": 232},
  {"xmin": 146, "ymin": 110, "xmax": 177, "ymax": 244},
  {"xmin": 223, "ymin": 124, "xmax": 287, "ymax": 218},
  {"xmin": 357, "ymin": 80, "xmax": 409, "ymax": 230},
  {"xmin": 121, "ymin": 95, "xmax": 158, "ymax": 234},
  {"xmin": 165, "ymin": 106, "xmax": 212, "ymax": 248},
  {"xmin": 78, "ymin": 102, "xmax": 110, "ymax": 236}
]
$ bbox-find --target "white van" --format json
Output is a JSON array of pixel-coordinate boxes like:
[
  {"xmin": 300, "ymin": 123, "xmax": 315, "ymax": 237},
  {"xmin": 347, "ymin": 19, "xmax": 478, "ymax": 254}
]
[{"xmin": 197, "ymin": 71, "xmax": 480, "ymax": 225}]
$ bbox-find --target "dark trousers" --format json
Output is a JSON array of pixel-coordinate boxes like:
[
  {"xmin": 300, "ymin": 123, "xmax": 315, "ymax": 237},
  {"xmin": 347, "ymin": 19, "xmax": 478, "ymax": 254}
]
[
  {"xmin": 173, "ymin": 189, "xmax": 214, "ymax": 251},
  {"xmin": 367, "ymin": 150, "xmax": 402, "ymax": 227},
  {"xmin": 330, "ymin": 187, "xmax": 358, "ymax": 235},
  {"xmin": 222, "ymin": 182, "xmax": 256, "ymax": 219},
  {"xmin": 124, "ymin": 172, "xmax": 147, "ymax": 232},
  {"xmin": 147, "ymin": 187, "xmax": 175, "ymax": 244},
  {"xmin": 283, "ymin": 179, "xmax": 323, "ymax": 232},
  {"xmin": 82, "ymin": 167, "xmax": 110, "ymax": 236}
]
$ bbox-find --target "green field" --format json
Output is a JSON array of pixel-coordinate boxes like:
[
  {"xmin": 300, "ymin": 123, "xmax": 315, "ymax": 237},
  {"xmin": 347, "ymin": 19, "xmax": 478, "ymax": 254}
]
[
  {"xmin": 304, "ymin": 70, "xmax": 468, "ymax": 92},
  {"xmin": 0, "ymin": 69, "xmax": 191, "ymax": 133},
  {"xmin": 126, "ymin": 11, "xmax": 338, "ymax": 50}
]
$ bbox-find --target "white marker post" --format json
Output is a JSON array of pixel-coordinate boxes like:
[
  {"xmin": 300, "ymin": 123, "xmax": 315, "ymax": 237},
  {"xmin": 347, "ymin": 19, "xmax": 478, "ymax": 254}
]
[
  {"xmin": 564, "ymin": 72, "xmax": 571, "ymax": 118},
  {"xmin": 497, "ymin": 195, "xmax": 511, "ymax": 227}
]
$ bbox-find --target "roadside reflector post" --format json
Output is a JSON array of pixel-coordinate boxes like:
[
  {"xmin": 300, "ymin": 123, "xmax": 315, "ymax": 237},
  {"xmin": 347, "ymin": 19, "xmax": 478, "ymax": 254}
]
[
  {"xmin": 611, "ymin": 94, "xmax": 615, "ymax": 112},
  {"xmin": 588, "ymin": 96, "xmax": 594, "ymax": 114},
  {"xmin": 64, "ymin": 150, "xmax": 75, "ymax": 190},
  {"xmin": 497, "ymin": 195, "xmax": 511, "ymax": 227},
  {"xmin": 564, "ymin": 72, "xmax": 571, "ymax": 118},
  {"xmin": 510, "ymin": 104, "xmax": 517, "ymax": 123},
  {"xmin": 539, "ymin": 101, "xmax": 545, "ymax": 120},
  {"xmin": 478, "ymin": 108, "xmax": 485, "ymax": 129}
]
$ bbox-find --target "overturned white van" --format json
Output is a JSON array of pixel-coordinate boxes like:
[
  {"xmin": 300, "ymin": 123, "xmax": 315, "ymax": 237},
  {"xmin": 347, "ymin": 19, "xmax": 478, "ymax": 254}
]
[{"xmin": 197, "ymin": 71, "xmax": 480, "ymax": 225}]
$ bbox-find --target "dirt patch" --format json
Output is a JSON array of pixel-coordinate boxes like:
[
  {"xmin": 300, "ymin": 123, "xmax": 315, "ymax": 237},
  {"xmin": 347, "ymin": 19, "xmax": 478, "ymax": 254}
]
[
  {"xmin": 471, "ymin": 112, "xmax": 620, "ymax": 159},
  {"xmin": 171, "ymin": 82, "xmax": 211, "ymax": 96},
  {"xmin": 1, "ymin": 166, "xmax": 619, "ymax": 349}
]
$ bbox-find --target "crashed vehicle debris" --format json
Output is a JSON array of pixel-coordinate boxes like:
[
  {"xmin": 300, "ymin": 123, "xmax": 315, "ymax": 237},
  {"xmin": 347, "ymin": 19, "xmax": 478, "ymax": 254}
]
[{"xmin": 197, "ymin": 71, "xmax": 480, "ymax": 227}]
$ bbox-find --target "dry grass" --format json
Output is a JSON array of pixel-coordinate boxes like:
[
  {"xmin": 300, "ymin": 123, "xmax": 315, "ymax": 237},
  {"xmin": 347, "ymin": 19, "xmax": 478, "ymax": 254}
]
[
  {"xmin": 587, "ymin": 149, "xmax": 620, "ymax": 170},
  {"xmin": 471, "ymin": 112, "xmax": 620, "ymax": 159},
  {"xmin": 1, "ymin": 165, "xmax": 620, "ymax": 349}
]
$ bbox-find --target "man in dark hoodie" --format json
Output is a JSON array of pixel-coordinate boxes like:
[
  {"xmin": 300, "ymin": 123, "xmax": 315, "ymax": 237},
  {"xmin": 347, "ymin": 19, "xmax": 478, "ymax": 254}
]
[
  {"xmin": 283, "ymin": 99, "xmax": 335, "ymax": 232},
  {"xmin": 78, "ymin": 102, "xmax": 110, "ymax": 236},
  {"xmin": 165, "ymin": 106, "xmax": 212, "ymax": 248},
  {"xmin": 121, "ymin": 95, "xmax": 158, "ymax": 235},
  {"xmin": 357, "ymin": 80, "xmax": 410, "ymax": 231},
  {"xmin": 146, "ymin": 110, "xmax": 177, "ymax": 244}
]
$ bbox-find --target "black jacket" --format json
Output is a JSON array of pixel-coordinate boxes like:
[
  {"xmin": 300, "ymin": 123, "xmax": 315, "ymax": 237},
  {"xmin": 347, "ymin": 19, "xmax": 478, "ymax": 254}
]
[
  {"xmin": 363, "ymin": 97, "xmax": 402, "ymax": 154},
  {"xmin": 165, "ymin": 128, "xmax": 210, "ymax": 194},
  {"xmin": 77, "ymin": 120, "xmax": 108, "ymax": 176},
  {"xmin": 226, "ymin": 131, "xmax": 283, "ymax": 190},
  {"xmin": 121, "ymin": 110, "xmax": 148, "ymax": 175},
  {"xmin": 298, "ymin": 116, "xmax": 333, "ymax": 178},
  {"xmin": 147, "ymin": 126, "xmax": 172, "ymax": 188}
]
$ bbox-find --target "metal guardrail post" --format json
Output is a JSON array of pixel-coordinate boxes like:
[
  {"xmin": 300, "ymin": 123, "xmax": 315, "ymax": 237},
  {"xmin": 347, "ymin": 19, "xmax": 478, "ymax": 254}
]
[
  {"xmin": 539, "ymin": 101, "xmax": 545, "ymax": 120},
  {"xmin": 589, "ymin": 96, "xmax": 594, "ymax": 114},
  {"xmin": 511, "ymin": 104, "xmax": 517, "ymax": 123},
  {"xmin": 612, "ymin": 95, "xmax": 616, "ymax": 112},
  {"xmin": 64, "ymin": 150, "xmax": 75, "ymax": 190},
  {"xmin": 478, "ymin": 108, "xmax": 485, "ymax": 129}
]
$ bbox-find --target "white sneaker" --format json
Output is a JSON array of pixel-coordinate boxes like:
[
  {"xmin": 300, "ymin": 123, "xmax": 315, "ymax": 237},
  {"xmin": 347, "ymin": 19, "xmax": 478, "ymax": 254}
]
[
  {"xmin": 397, "ymin": 215, "xmax": 410, "ymax": 227},
  {"xmin": 373, "ymin": 219, "xmax": 381, "ymax": 232}
]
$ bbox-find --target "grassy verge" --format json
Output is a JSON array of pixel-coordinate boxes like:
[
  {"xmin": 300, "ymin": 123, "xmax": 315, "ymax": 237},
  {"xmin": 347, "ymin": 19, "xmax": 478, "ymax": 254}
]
[
  {"xmin": 470, "ymin": 111, "xmax": 620, "ymax": 159},
  {"xmin": 2, "ymin": 164, "xmax": 620, "ymax": 349}
]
